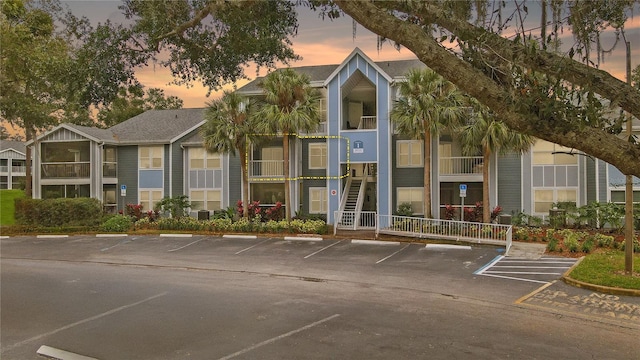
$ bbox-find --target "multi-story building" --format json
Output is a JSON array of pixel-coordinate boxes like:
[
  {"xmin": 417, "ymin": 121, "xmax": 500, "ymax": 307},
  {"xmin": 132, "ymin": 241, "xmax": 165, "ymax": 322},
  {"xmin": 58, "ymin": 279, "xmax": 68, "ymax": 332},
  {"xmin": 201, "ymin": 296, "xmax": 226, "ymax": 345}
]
[
  {"xmin": 27, "ymin": 48, "xmax": 640, "ymax": 222},
  {"xmin": 0, "ymin": 140, "xmax": 27, "ymax": 190}
]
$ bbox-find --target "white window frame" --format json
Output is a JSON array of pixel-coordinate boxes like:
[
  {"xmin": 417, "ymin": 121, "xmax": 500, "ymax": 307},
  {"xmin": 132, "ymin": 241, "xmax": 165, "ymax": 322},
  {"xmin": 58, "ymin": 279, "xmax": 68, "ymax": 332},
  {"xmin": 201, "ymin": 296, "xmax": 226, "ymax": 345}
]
[
  {"xmin": 308, "ymin": 143, "xmax": 327, "ymax": 169},
  {"xmin": 139, "ymin": 146, "xmax": 163, "ymax": 169},
  {"xmin": 190, "ymin": 147, "xmax": 221, "ymax": 170},
  {"xmin": 397, "ymin": 140, "xmax": 423, "ymax": 168},
  {"xmin": 532, "ymin": 188, "xmax": 578, "ymax": 214},
  {"xmin": 139, "ymin": 189, "xmax": 163, "ymax": 212},
  {"xmin": 397, "ymin": 187, "xmax": 424, "ymax": 215},
  {"xmin": 309, "ymin": 187, "xmax": 327, "ymax": 214},
  {"xmin": 190, "ymin": 189, "xmax": 222, "ymax": 211}
]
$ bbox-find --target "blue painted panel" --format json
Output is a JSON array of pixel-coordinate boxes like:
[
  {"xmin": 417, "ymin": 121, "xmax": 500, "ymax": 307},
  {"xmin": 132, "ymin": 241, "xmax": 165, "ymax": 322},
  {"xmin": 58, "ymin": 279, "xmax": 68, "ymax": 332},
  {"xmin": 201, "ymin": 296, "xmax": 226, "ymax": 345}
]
[
  {"xmin": 339, "ymin": 131, "xmax": 378, "ymax": 162},
  {"xmin": 327, "ymin": 79, "xmax": 341, "ymax": 223},
  {"xmin": 139, "ymin": 170, "xmax": 163, "ymax": 188}
]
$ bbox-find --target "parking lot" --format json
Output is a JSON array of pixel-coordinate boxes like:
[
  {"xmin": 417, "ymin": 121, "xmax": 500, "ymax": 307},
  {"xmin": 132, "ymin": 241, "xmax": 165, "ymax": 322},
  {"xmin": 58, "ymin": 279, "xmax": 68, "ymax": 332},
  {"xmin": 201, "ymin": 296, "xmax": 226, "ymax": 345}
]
[{"xmin": 2, "ymin": 234, "xmax": 639, "ymax": 359}]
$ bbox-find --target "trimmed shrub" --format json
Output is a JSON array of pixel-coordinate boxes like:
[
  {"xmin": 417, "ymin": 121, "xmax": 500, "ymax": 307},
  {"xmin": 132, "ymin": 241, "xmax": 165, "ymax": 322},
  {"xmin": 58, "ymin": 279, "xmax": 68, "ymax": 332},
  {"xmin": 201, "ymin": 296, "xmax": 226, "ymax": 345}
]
[
  {"xmin": 100, "ymin": 215, "xmax": 132, "ymax": 232},
  {"xmin": 15, "ymin": 198, "xmax": 103, "ymax": 227}
]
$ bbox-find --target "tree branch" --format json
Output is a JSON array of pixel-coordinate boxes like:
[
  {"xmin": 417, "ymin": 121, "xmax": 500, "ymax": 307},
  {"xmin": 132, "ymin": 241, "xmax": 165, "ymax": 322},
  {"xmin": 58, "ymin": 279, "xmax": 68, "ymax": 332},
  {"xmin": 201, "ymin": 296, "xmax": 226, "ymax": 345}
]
[{"xmin": 334, "ymin": 0, "xmax": 640, "ymax": 177}]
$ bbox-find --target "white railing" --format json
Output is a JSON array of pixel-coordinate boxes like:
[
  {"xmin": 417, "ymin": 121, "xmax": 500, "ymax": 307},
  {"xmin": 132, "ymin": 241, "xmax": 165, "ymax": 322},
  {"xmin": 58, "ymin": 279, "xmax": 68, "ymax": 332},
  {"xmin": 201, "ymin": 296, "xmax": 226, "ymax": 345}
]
[
  {"xmin": 358, "ymin": 116, "xmax": 377, "ymax": 130},
  {"xmin": 376, "ymin": 214, "xmax": 512, "ymax": 254},
  {"xmin": 334, "ymin": 211, "xmax": 377, "ymax": 233},
  {"xmin": 439, "ymin": 156, "xmax": 483, "ymax": 175},
  {"xmin": 249, "ymin": 160, "xmax": 284, "ymax": 177},
  {"xmin": 41, "ymin": 162, "xmax": 91, "ymax": 178}
]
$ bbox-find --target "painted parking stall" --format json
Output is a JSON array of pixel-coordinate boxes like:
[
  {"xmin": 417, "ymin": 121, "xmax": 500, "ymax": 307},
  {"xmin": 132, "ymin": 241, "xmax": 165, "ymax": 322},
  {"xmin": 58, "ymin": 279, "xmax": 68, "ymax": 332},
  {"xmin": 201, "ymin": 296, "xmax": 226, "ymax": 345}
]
[{"xmin": 475, "ymin": 256, "xmax": 578, "ymax": 284}]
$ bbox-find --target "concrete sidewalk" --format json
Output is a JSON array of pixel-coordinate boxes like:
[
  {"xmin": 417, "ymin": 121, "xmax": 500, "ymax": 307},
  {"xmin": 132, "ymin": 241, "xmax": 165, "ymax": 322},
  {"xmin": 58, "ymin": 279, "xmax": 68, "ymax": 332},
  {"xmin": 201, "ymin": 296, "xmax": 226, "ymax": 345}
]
[{"xmin": 507, "ymin": 242, "xmax": 547, "ymax": 259}]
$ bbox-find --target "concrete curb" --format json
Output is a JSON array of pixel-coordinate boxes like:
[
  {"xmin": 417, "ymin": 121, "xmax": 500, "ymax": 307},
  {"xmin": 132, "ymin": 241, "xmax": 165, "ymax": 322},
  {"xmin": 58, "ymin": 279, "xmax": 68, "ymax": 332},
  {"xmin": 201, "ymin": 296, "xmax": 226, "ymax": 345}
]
[
  {"xmin": 351, "ymin": 239, "xmax": 400, "ymax": 246},
  {"xmin": 36, "ymin": 234, "xmax": 68, "ymax": 238},
  {"xmin": 562, "ymin": 257, "xmax": 640, "ymax": 297},
  {"xmin": 284, "ymin": 236, "xmax": 323, "ymax": 242},
  {"xmin": 223, "ymin": 234, "xmax": 257, "ymax": 239},
  {"xmin": 96, "ymin": 234, "xmax": 128, "ymax": 237},
  {"xmin": 37, "ymin": 345, "xmax": 98, "ymax": 360},
  {"xmin": 0, "ymin": 236, "xmax": 9, "ymax": 239},
  {"xmin": 159, "ymin": 234, "xmax": 193, "ymax": 238},
  {"xmin": 425, "ymin": 244, "xmax": 472, "ymax": 250}
]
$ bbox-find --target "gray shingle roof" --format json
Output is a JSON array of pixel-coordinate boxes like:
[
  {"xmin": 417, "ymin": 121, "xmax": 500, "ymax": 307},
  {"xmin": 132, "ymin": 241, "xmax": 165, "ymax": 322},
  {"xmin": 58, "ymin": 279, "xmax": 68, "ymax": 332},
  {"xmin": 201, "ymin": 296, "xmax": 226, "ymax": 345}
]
[
  {"xmin": 65, "ymin": 124, "xmax": 118, "ymax": 142},
  {"xmin": 236, "ymin": 58, "xmax": 425, "ymax": 94},
  {"xmin": 109, "ymin": 108, "xmax": 206, "ymax": 144},
  {"xmin": 0, "ymin": 140, "xmax": 26, "ymax": 153}
]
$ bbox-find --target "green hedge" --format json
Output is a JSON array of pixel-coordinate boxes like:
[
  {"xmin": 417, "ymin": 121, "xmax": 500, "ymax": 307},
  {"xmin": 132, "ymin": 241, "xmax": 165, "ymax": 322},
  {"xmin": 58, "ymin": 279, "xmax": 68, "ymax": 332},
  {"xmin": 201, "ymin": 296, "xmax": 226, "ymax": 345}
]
[{"xmin": 15, "ymin": 198, "xmax": 103, "ymax": 227}]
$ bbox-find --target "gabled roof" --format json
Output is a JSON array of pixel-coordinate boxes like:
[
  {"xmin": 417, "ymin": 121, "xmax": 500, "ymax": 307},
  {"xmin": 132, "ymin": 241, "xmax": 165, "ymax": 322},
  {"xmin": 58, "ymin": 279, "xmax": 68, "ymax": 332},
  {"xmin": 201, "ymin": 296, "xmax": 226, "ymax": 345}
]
[
  {"xmin": 107, "ymin": 108, "xmax": 206, "ymax": 144},
  {"xmin": 236, "ymin": 48, "xmax": 423, "ymax": 94},
  {"xmin": 237, "ymin": 64, "xmax": 339, "ymax": 94},
  {"xmin": 0, "ymin": 140, "xmax": 26, "ymax": 155},
  {"xmin": 64, "ymin": 124, "xmax": 118, "ymax": 143}
]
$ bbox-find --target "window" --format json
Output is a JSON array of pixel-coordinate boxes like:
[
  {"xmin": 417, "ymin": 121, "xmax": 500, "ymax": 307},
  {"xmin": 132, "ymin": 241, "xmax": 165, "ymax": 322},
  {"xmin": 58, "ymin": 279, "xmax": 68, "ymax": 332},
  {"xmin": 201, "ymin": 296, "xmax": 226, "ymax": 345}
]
[
  {"xmin": 252, "ymin": 183, "xmax": 284, "ymax": 205},
  {"xmin": 103, "ymin": 147, "xmax": 117, "ymax": 177},
  {"xmin": 140, "ymin": 190, "xmax": 162, "ymax": 211},
  {"xmin": 534, "ymin": 189, "xmax": 577, "ymax": 213},
  {"xmin": 397, "ymin": 187, "xmax": 424, "ymax": 214},
  {"xmin": 103, "ymin": 185, "xmax": 117, "ymax": 213},
  {"xmin": 397, "ymin": 140, "xmax": 423, "ymax": 167},
  {"xmin": 309, "ymin": 187, "xmax": 327, "ymax": 214},
  {"xmin": 261, "ymin": 147, "xmax": 283, "ymax": 176},
  {"xmin": 140, "ymin": 146, "xmax": 163, "ymax": 169},
  {"xmin": 611, "ymin": 190, "xmax": 640, "ymax": 204},
  {"xmin": 308, "ymin": 143, "xmax": 327, "ymax": 169},
  {"xmin": 190, "ymin": 190, "xmax": 222, "ymax": 211},
  {"xmin": 42, "ymin": 185, "xmax": 90, "ymax": 199},
  {"xmin": 532, "ymin": 140, "xmax": 577, "ymax": 165},
  {"xmin": 190, "ymin": 147, "xmax": 221, "ymax": 169}
]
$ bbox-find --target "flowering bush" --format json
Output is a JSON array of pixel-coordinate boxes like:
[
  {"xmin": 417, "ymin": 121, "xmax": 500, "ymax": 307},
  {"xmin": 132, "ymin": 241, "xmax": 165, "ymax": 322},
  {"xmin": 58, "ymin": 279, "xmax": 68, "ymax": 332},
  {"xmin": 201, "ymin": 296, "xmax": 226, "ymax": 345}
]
[
  {"xmin": 265, "ymin": 202, "xmax": 284, "ymax": 221},
  {"xmin": 236, "ymin": 200, "xmax": 262, "ymax": 219}
]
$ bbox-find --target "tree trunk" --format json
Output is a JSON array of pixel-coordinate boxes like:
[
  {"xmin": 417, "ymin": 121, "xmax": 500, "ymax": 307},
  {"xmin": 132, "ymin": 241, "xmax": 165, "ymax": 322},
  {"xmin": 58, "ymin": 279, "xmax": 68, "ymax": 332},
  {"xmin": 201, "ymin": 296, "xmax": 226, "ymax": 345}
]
[
  {"xmin": 424, "ymin": 130, "xmax": 432, "ymax": 218},
  {"xmin": 239, "ymin": 147, "xmax": 249, "ymax": 218},
  {"xmin": 283, "ymin": 134, "xmax": 291, "ymax": 221},
  {"xmin": 482, "ymin": 145, "xmax": 491, "ymax": 223}
]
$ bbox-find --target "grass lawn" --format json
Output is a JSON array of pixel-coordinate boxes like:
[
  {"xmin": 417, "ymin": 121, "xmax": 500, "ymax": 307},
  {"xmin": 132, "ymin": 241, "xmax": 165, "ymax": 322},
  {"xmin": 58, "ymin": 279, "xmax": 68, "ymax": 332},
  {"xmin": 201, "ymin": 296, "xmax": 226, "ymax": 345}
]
[
  {"xmin": 0, "ymin": 189, "xmax": 25, "ymax": 226},
  {"xmin": 568, "ymin": 250, "xmax": 640, "ymax": 290}
]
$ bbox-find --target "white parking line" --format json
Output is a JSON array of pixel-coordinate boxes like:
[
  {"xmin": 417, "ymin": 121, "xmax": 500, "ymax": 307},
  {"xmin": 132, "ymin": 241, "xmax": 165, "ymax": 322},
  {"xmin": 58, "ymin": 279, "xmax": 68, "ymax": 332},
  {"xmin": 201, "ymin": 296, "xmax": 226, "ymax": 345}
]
[
  {"xmin": 376, "ymin": 243, "xmax": 411, "ymax": 264},
  {"xmin": 475, "ymin": 256, "xmax": 577, "ymax": 284},
  {"xmin": 2, "ymin": 292, "xmax": 167, "ymax": 353},
  {"xmin": 168, "ymin": 238, "xmax": 205, "ymax": 252},
  {"xmin": 37, "ymin": 345, "xmax": 98, "ymax": 360},
  {"xmin": 304, "ymin": 240, "xmax": 343, "ymax": 259},
  {"xmin": 217, "ymin": 314, "xmax": 340, "ymax": 360},
  {"xmin": 235, "ymin": 238, "xmax": 271, "ymax": 254}
]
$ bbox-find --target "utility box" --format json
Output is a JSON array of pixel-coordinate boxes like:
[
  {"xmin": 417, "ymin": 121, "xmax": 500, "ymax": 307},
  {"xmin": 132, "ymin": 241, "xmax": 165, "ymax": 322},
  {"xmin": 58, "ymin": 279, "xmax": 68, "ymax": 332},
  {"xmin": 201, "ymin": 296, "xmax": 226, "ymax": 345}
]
[
  {"xmin": 498, "ymin": 214, "xmax": 512, "ymax": 225},
  {"xmin": 198, "ymin": 210, "xmax": 210, "ymax": 220}
]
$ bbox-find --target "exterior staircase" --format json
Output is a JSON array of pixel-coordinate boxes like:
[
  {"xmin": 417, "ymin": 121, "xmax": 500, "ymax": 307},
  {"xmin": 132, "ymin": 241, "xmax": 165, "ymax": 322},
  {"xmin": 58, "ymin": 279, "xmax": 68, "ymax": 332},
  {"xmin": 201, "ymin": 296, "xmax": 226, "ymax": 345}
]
[{"xmin": 339, "ymin": 179, "xmax": 362, "ymax": 226}]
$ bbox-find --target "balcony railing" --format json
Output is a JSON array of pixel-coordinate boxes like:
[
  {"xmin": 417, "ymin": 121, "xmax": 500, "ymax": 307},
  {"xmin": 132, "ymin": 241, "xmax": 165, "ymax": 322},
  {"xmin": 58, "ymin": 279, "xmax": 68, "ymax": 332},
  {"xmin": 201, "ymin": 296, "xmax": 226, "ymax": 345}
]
[
  {"xmin": 12, "ymin": 165, "xmax": 26, "ymax": 173},
  {"xmin": 42, "ymin": 162, "xmax": 91, "ymax": 179},
  {"xmin": 358, "ymin": 116, "xmax": 377, "ymax": 130},
  {"xmin": 249, "ymin": 160, "xmax": 284, "ymax": 178},
  {"xmin": 439, "ymin": 156, "xmax": 483, "ymax": 175}
]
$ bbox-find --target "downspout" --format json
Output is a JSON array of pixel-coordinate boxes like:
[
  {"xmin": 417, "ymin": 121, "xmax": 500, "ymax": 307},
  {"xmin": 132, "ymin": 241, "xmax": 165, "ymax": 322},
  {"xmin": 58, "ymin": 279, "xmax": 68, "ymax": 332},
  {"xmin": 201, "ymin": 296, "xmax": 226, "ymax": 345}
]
[{"xmin": 169, "ymin": 143, "xmax": 173, "ymax": 198}]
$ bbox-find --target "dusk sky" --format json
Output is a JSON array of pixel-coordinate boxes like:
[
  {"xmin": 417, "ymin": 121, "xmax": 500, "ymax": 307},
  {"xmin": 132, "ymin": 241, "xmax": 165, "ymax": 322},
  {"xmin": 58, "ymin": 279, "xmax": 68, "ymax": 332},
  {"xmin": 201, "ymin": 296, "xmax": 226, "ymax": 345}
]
[{"xmin": 64, "ymin": 1, "xmax": 640, "ymax": 109}]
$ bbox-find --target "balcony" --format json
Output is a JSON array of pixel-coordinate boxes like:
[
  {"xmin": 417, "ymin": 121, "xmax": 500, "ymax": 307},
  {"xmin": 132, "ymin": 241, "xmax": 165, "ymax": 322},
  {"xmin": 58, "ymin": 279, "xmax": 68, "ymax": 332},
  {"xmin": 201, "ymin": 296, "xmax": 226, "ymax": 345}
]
[
  {"xmin": 345, "ymin": 116, "xmax": 377, "ymax": 130},
  {"xmin": 12, "ymin": 165, "xmax": 26, "ymax": 173},
  {"xmin": 42, "ymin": 162, "xmax": 91, "ymax": 179},
  {"xmin": 439, "ymin": 157, "xmax": 484, "ymax": 176},
  {"xmin": 249, "ymin": 160, "xmax": 284, "ymax": 178}
]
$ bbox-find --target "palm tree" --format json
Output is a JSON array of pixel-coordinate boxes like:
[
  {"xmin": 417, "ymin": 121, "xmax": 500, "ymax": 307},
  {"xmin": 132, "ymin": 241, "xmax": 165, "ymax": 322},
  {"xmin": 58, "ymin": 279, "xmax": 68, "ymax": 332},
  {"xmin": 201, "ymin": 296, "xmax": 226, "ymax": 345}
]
[
  {"xmin": 391, "ymin": 68, "xmax": 464, "ymax": 218},
  {"xmin": 201, "ymin": 90, "xmax": 257, "ymax": 218},
  {"xmin": 256, "ymin": 68, "xmax": 321, "ymax": 221},
  {"xmin": 458, "ymin": 99, "xmax": 535, "ymax": 223}
]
